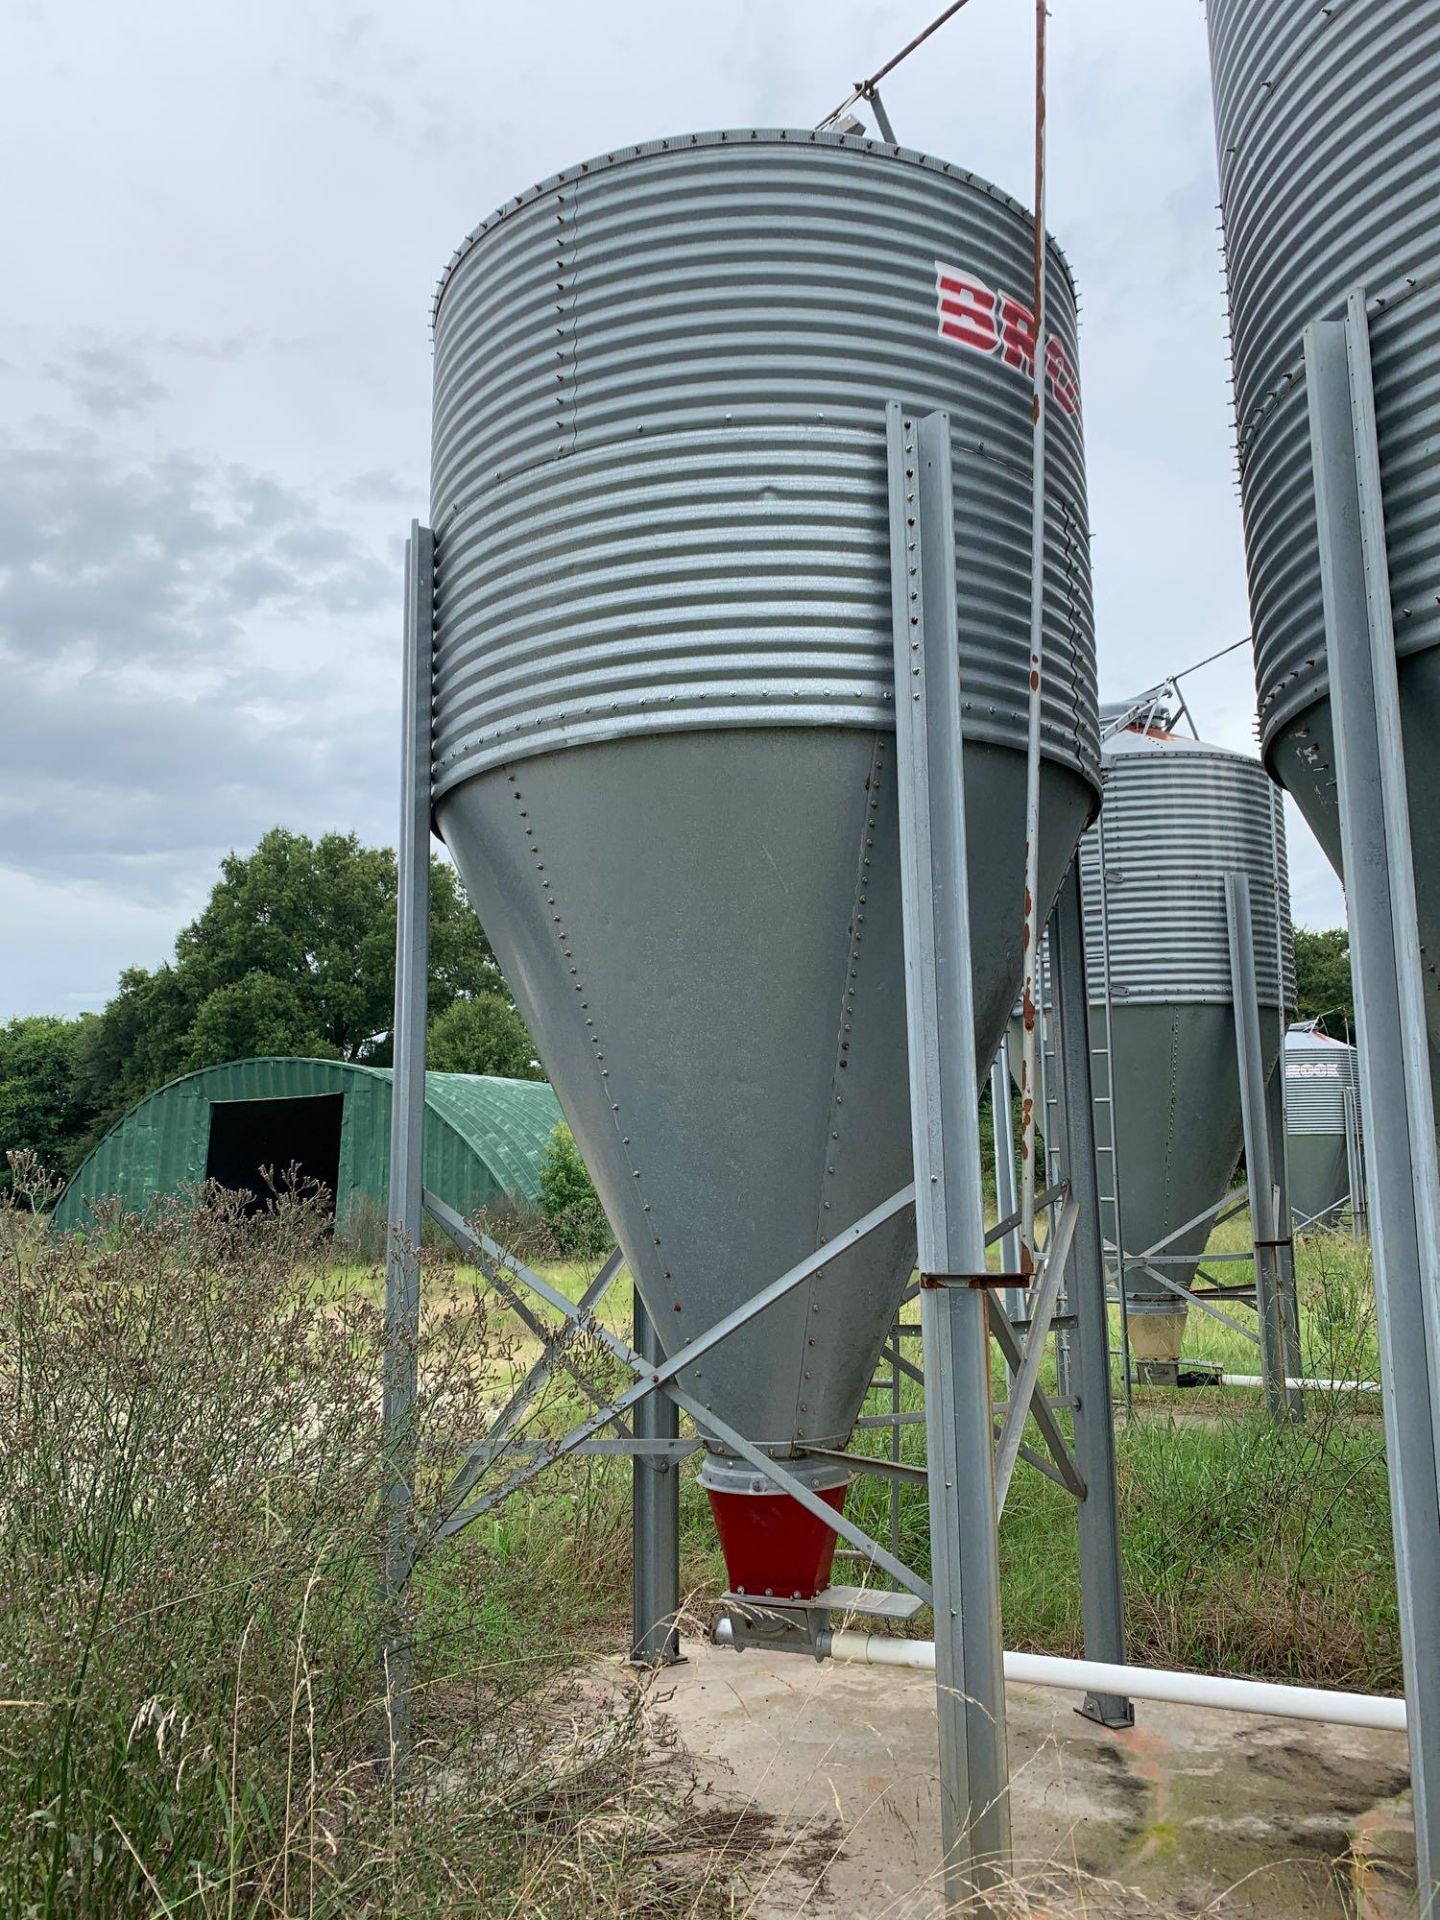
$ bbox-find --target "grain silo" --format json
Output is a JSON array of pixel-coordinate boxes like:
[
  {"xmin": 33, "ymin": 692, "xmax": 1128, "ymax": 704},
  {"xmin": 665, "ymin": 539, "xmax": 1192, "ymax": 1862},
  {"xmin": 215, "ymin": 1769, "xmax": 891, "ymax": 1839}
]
[
  {"xmin": 427, "ymin": 130, "xmax": 1100, "ymax": 1595},
  {"xmin": 1079, "ymin": 705, "xmax": 1294, "ymax": 1379},
  {"xmin": 1207, "ymin": 0, "xmax": 1440, "ymax": 1085},
  {"xmin": 1284, "ymin": 1023, "xmax": 1361, "ymax": 1229}
]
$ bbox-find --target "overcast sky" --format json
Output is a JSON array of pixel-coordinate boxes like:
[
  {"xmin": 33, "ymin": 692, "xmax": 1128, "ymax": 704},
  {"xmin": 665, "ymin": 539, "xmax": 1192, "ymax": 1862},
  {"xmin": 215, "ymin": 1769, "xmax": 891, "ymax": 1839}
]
[{"xmin": 0, "ymin": 0, "xmax": 1346, "ymax": 1020}]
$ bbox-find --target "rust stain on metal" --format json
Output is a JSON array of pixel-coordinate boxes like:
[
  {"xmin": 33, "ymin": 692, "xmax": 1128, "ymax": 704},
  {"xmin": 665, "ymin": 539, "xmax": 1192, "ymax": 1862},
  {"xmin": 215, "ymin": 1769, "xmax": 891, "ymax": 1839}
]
[{"xmin": 1021, "ymin": 985, "xmax": 1037, "ymax": 1031}]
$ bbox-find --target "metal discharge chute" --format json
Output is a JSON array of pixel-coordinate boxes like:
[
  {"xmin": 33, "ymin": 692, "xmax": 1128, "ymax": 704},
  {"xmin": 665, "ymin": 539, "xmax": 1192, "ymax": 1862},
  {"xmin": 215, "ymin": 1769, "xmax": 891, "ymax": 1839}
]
[
  {"xmin": 426, "ymin": 131, "xmax": 1100, "ymax": 1596},
  {"xmin": 1207, "ymin": 0, "xmax": 1440, "ymax": 1086}
]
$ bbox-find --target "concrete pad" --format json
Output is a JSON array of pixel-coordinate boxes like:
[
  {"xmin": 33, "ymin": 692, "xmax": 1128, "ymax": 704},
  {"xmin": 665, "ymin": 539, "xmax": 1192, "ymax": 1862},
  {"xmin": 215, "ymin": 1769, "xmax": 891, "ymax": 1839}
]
[{"xmin": 657, "ymin": 1640, "xmax": 1414, "ymax": 1917}]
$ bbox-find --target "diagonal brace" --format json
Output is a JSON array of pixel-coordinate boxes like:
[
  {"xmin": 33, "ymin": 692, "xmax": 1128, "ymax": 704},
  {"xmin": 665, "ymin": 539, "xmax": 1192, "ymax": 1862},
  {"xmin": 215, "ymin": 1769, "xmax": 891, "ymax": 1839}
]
[
  {"xmin": 987, "ymin": 1293, "xmax": 1085, "ymax": 1501},
  {"xmin": 993, "ymin": 1195, "xmax": 1077, "ymax": 1514},
  {"xmin": 442, "ymin": 1247, "xmax": 628, "ymax": 1518}
]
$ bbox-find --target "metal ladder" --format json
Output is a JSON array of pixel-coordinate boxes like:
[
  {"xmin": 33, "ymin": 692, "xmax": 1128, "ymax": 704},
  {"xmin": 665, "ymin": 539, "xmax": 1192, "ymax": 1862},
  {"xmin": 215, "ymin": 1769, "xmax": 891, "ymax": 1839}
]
[{"xmin": 1089, "ymin": 811, "xmax": 1133, "ymax": 1405}]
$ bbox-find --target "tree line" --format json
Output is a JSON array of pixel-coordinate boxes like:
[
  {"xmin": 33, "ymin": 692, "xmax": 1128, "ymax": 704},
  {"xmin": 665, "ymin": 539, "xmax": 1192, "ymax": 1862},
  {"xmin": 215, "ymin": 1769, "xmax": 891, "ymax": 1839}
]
[
  {"xmin": 0, "ymin": 828, "xmax": 541, "ymax": 1188},
  {"xmin": 0, "ymin": 827, "xmax": 1358, "ymax": 1193}
]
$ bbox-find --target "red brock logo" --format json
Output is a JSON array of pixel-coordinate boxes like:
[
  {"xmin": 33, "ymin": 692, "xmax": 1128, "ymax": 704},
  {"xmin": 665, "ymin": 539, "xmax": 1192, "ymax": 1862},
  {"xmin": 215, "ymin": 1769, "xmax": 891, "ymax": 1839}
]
[{"xmin": 934, "ymin": 262, "xmax": 1081, "ymax": 417}]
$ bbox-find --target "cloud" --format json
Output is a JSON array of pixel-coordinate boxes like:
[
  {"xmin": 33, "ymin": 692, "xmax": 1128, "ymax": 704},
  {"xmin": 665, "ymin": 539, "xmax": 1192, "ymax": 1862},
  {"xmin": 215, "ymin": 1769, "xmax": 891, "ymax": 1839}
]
[
  {"xmin": 0, "ymin": 431, "xmax": 400, "ymax": 1000},
  {"xmin": 0, "ymin": 431, "xmax": 389, "ymax": 672},
  {"xmin": 42, "ymin": 340, "xmax": 168, "ymax": 419},
  {"xmin": 336, "ymin": 468, "xmax": 415, "ymax": 505}
]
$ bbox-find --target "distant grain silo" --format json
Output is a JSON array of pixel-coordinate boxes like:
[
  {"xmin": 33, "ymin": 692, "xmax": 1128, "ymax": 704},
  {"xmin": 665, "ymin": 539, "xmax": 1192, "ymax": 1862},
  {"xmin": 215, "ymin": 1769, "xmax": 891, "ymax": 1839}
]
[
  {"xmin": 1079, "ymin": 713, "xmax": 1295, "ymax": 1378},
  {"xmin": 1284, "ymin": 1023, "xmax": 1361, "ymax": 1229}
]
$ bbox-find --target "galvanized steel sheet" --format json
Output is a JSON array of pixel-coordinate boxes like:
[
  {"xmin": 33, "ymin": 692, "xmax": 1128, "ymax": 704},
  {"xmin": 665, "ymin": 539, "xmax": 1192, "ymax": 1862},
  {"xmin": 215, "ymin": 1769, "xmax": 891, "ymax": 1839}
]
[
  {"xmin": 1079, "ymin": 730, "xmax": 1295, "ymax": 1008},
  {"xmin": 429, "ymin": 132, "xmax": 1101, "ymax": 1458},
  {"xmin": 1207, "ymin": 0, "xmax": 1440, "ymax": 745},
  {"xmin": 429, "ymin": 130, "xmax": 1098, "ymax": 797},
  {"xmin": 1283, "ymin": 1025, "xmax": 1357, "ymax": 1136}
]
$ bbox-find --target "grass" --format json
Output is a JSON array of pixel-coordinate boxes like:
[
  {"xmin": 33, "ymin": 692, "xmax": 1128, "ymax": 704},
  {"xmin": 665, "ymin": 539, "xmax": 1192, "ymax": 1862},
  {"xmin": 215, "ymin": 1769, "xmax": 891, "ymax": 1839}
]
[
  {"xmin": 399, "ymin": 1198, "xmax": 1401, "ymax": 1695},
  {"xmin": 3, "ymin": 1157, "xmax": 1404, "ymax": 1917},
  {"xmin": 0, "ymin": 1160, "xmax": 735, "ymax": 1919}
]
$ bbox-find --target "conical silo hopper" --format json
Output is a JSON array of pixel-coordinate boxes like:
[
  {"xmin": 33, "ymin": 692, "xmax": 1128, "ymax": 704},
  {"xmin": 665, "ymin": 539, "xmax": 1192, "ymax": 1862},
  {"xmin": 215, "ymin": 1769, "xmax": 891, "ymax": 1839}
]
[
  {"xmin": 1284, "ymin": 1024, "xmax": 1360, "ymax": 1228},
  {"xmin": 1077, "ymin": 716, "xmax": 1295, "ymax": 1379},
  {"xmin": 428, "ymin": 130, "xmax": 1100, "ymax": 1597},
  {"xmin": 1207, "ymin": 0, "xmax": 1440, "ymax": 1088}
]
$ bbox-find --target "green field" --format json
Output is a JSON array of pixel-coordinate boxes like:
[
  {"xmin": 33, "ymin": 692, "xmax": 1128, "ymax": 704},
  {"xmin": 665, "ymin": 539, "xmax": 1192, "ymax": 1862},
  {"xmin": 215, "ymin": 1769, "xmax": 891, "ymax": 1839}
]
[{"xmin": 0, "ymin": 1177, "xmax": 1400, "ymax": 1916}]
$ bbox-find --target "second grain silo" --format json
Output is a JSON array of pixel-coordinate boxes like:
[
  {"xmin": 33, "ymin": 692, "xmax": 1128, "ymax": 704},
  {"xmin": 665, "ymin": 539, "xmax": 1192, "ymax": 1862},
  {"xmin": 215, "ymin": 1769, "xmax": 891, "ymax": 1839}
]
[{"xmin": 1081, "ymin": 702, "xmax": 1295, "ymax": 1379}]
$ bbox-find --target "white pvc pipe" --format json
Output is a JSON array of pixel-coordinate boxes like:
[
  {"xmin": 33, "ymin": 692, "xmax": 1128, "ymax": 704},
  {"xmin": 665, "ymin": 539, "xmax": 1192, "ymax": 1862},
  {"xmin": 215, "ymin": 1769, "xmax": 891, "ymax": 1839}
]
[
  {"xmin": 819, "ymin": 1631, "xmax": 1406, "ymax": 1733},
  {"xmin": 1220, "ymin": 1373, "xmax": 1381, "ymax": 1394}
]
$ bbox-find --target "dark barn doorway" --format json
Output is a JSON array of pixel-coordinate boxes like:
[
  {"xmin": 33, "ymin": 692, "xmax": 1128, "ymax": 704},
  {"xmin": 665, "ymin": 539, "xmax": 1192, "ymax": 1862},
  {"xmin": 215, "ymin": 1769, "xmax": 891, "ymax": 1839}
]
[{"xmin": 205, "ymin": 1094, "xmax": 345, "ymax": 1218}]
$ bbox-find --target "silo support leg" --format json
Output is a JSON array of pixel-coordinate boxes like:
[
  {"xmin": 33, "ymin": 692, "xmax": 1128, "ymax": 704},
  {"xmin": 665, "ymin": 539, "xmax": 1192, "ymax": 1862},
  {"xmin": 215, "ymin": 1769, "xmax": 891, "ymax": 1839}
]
[
  {"xmin": 1263, "ymin": 1020, "xmax": 1304, "ymax": 1387},
  {"xmin": 887, "ymin": 400, "xmax": 1011, "ymax": 1906},
  {"xmin": 382, "ymin": 521, "xmax": 436, "ymax": 1768},
  {"xmin": 631, "ymin": 1293, "xmax": 681, "ymax": 1667},
  {"xmin": 1048, "ymin": 862, "xmax": 1132, "ymax": 1728},
  {"xmin": 1306, "ymin": 294, "xmax": 1440, "ymax": 1905},
  {"xmin": 1225, "ymin": 875, "xmax": 1303, "ymax": 1423}
]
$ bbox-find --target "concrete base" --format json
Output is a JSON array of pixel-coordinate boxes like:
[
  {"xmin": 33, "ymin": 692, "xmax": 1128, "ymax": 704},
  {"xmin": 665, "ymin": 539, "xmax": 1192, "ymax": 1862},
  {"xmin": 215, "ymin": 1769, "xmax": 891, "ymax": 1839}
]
[{"xmin": 657, "ymin": 1640, "xmax": 1414, "ymax": 1917}]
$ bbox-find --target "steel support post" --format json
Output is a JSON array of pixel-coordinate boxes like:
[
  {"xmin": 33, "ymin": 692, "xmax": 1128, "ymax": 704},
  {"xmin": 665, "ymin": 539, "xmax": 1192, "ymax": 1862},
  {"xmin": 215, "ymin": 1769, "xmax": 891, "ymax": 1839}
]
[
  {"xmin": 631, "ymin": 1291, "xmax": 681, "ymax": 1666},
  {"xmin": 1225, "ymin": 874, "xmax": 1303, "ymax": 1422},
  {"xmin": 1263, "ymin": 1000, "xmax": 1304, "ymax": 1387},
  {"xmin": 990, "ymin": 1039, "xmax": 1023, "ymax": 1383},
  {"xmin": 382, "ymin": 521, "xmax": 435, "ymax": 1761},
  {"xmin": 1264, "ymin": 792, "xmax": 1304, "ymax": 1387},
  {"xmin": 887, "ymin": 401, "xmax": 1011, "ymax": 1903},
  {"xmin": 1343, "ymin": 1085, "xmax": 1367, "ymax": 1241},
  {"xmin": 1306, "ymin": 293, "xmax": 1440, "ymax": 1903},
  {"xmin": 1048, "ymin": 859, "xmax": 1132, "ymax": 1728}
]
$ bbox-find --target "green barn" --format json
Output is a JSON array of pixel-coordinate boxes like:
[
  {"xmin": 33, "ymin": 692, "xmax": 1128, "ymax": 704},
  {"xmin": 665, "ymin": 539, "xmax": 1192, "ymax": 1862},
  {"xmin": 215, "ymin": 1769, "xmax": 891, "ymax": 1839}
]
[{"xmin": 54, "ymin": 1057, "xmax": 563, "ymax": 1236}]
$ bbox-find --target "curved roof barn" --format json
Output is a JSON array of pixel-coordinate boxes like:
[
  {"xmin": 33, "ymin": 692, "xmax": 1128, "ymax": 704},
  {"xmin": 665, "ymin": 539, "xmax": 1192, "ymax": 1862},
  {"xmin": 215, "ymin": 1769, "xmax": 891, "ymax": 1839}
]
[{"xmin": 53, "ymin": 1057, "xmax": 563, "ymax": 1233}]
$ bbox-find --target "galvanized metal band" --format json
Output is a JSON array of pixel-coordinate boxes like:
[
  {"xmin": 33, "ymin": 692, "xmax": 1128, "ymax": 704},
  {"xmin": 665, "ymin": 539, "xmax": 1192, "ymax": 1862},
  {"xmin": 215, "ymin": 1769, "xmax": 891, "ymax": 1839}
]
[
  {"xmin": 431, "ymin": 126, "xmax": 1078, "ymax": 332},
  {"xmin": 430, "ymin": 134, "xmax": 1099, "ymax": 793}
]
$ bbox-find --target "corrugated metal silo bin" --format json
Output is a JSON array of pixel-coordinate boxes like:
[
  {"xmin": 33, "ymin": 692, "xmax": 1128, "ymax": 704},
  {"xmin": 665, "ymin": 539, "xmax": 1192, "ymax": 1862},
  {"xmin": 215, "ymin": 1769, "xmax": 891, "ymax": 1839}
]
[
  {"xmin": 1284, "ymin": 1023, "xmax": 1359, "ymax": 1227},
  {"xmin": 428, "ymin": 130, "xmax": 1100, "ymax": 1596},
  {"xmin": 1207, "ymin": 0, "xmax": 1440, "ymax": 1085},
  {"xmin": 1079, "ymin": 723, "xmax": 1295, "ymax": 1375}
]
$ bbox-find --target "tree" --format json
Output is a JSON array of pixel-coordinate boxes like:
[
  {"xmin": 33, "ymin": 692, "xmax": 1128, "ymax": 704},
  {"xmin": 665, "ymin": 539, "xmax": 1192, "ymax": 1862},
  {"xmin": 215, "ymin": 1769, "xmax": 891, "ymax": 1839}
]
[
  {"xmin": 72, "ymin": 966, "xmax": 196, "ymax": 1135},
  {"xmin": 1293, "ymin": 927, "xmax": 1353, "ymax": 1035},
  {"xmin": 174, "ymin": 829, "xmax": 501, "ymax": 1060},
  {"xmin": 0, "ymin": 1016, "xmax": 99, "ymax": 1189},
  {"xmin": 538, "ymin": 1124, "xmax": 612, "ymax": 1256},
  {"xmin": 67, "ymin": 828, "xmax": 514, "ymax": 1148},
  {"xmin": 426, "ymin": 995, "xmax": 539, "ymax": 1079},
  {"xmin": 184, "ymin": 973, "xmax": 327, "ymax": 1071}
]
